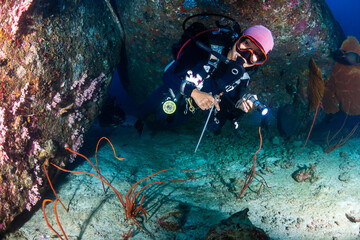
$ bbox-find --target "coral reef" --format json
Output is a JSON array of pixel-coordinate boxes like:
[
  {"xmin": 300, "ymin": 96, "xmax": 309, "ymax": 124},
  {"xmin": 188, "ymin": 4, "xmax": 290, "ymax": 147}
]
[{"xmin": 0, "ymin": 0, "xmax": 122, "ymax": 233}]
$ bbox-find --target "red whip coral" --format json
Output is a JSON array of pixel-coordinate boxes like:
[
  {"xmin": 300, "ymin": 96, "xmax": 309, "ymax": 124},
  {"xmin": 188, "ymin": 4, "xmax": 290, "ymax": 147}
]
[
  {"xmin": 43, "ymin": 137, "xmax": 199, "ymax": 238},
  {"xmin": 238, "ymin": 127, "xmax": 270, "ymax": 198}
]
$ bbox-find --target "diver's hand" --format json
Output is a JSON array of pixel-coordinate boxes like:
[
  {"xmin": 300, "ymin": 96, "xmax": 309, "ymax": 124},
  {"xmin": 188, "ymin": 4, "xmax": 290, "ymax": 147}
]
[
  {"xmin": 190, "ymin": 89, "xmax": 220, "ymax": 111},
  {"xmin": 235, "ymin": 95, "xmax": 256, "ymax": 113}
]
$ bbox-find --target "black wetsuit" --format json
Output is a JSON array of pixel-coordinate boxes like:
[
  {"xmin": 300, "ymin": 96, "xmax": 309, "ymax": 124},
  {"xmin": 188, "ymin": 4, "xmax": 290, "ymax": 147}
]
[{"xmin": 137, "ymin": 40, "xmax": 250, "ymax": 132}]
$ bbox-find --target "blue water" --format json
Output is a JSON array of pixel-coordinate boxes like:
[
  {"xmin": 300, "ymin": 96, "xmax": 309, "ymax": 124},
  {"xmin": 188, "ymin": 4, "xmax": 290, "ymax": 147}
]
[{"xmin": 325, "ymin": 0, "xmax": 360, "ymax": 40}]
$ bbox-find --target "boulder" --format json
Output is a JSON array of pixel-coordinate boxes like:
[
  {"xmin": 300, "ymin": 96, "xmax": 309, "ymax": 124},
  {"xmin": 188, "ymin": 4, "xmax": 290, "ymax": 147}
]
[
  {"xmin": 0, "ymin": 0, "xmax": 122, "ymax": 233},
  {"xmin": 205, "ymin": 208, "xmax": 270, "ymax": 240}
]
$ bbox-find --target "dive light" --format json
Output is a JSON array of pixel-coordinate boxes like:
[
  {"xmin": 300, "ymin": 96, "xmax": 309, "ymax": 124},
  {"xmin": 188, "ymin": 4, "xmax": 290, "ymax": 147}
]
[{"xmin": 242, "ymin": 93, "xmax": 269, "ymax": 116}]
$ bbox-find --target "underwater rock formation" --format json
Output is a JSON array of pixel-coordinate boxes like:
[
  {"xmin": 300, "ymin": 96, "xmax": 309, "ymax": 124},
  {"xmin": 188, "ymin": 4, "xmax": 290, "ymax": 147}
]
[
  {"xmin": 205, "ymin": 208, "xmax": 270, "ymax": 239},
  {"xmin": 292, "ymin": 163, "xmax": 319, "ymax": 183},
  {"xmin": 322, "ymin": 36, "xmax": 360, "ymax": 115},
  {"xmin": 0, "ymin": 0, "xmax": 122, "ymax": 233},
  {"xmin": 117, "ymin": 0, "xmax": 344, "ymax": 106}
]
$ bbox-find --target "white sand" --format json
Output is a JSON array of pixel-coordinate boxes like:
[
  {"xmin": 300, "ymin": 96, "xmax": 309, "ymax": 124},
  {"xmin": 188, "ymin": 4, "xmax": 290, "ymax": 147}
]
[{"xmin": 6, "ymin": 123, "xmax": 360, "ymax": 240}]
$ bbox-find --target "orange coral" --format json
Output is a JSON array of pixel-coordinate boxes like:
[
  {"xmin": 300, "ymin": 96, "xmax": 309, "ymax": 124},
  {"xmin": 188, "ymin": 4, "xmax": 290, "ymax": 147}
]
[
  {"xmin": 323, "ymin": 37, "xmax": 360, "ymax": 115},
  {"xmin": 307, "ymin": 58, "xmax": 324, "ymax": 111}
]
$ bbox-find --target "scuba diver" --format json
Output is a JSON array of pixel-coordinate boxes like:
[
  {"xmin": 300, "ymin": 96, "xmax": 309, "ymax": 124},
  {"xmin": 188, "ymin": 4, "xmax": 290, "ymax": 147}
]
[
  {"xmin": 135, "ymin": 14, "xmax": 274, "ymax": 135},
  {"xmin": 332, "ymin": 49, "xmax": 360, "ymax": 66}
]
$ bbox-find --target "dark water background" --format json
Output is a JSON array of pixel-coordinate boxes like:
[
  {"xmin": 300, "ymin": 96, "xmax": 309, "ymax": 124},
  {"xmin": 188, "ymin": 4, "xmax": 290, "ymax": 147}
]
[{"xmin": 325, "ymin": 0, "xmax": 360, "ymax": 41}]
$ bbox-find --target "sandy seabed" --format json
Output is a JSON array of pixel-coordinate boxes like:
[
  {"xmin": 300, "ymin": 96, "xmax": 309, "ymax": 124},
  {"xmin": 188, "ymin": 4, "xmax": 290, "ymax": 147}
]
[{"xmin": 4, "ymin": 120, "xmax": 360, "ymax": 240}]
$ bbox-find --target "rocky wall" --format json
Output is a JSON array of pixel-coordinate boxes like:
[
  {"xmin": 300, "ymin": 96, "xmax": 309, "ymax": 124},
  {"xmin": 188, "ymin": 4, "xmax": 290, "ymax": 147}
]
[
  {"xmin": 0, "ymin": 0, "xmax": 122, "ymax": 233},
  {"xmin": 117, "ymin": 0, "xmax": 344, "ymax": 108}
]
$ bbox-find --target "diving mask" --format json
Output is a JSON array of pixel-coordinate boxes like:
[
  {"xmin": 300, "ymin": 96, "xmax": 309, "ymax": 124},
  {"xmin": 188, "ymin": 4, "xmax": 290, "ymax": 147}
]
[{"xmin": 236, "ymin": 35, "xmax": 267, "ymax": 65}]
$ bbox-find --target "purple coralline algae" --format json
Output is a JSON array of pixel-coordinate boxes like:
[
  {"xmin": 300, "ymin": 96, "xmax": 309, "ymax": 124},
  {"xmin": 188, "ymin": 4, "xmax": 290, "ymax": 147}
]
[{"xmin": 0, "ymin": 0, "xmax": 122, "ymax": 233}]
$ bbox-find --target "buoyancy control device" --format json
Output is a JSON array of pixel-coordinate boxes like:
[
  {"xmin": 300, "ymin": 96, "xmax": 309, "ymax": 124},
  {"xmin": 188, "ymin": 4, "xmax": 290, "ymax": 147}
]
[{"xmin": 161, "ymin": 13, "xmax": 246, "ymax": 115}]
